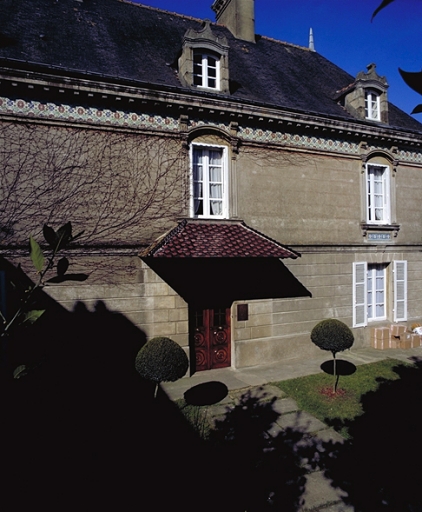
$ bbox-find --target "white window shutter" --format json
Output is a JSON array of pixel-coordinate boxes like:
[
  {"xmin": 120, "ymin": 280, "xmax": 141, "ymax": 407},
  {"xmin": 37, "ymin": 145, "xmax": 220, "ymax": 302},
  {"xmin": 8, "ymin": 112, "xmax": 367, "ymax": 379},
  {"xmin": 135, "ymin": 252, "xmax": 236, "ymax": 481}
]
[
  {"xmin": 393, "ymin": 260, "xmax": 407, "ymax": 322},
  {"xmin": 353, "ymin": 262, "xmax": 367, "ymax": 327}
]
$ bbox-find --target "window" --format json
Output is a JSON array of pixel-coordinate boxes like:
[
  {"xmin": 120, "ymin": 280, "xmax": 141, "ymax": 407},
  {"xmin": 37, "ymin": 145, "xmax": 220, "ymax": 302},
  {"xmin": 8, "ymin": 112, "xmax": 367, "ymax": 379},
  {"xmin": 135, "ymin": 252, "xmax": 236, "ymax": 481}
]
[
  {"xmin": 367, "ymin": 264, "xmax": 387, "ymax": 321},
  {"xmin": 193, "ymin": 51, "xmax": 220, "ymax": 90},
  {"xmin": 365, "ymin": 89, "xmax": 381, "ymax": 121},
  {"xmin": 353, "ymin": 261, "xmax": 407, "ymax": 327},
  {"xmin": 366, "ymin": 163, "xmax": 390, "ymax": 224},
  {"xmin": 191, "ymin": 144, "xmax": 228, "ymax": 218}
]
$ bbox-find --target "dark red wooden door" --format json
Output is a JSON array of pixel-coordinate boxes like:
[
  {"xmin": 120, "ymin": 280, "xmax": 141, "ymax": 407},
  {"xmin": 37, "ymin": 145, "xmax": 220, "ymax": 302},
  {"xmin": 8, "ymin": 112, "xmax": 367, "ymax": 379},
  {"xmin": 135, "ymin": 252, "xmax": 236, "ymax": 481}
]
[{"xmin": 192, "ymin": 307, "xmax": 231, "ymax": 371}]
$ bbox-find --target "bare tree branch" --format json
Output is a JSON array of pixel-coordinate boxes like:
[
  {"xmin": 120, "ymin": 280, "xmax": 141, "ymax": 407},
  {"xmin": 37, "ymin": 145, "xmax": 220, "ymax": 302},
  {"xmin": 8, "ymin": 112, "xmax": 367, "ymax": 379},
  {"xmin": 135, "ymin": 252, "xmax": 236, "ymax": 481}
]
[{"xmin": 0, "ymin": 121, "xmax": 189, "ymax": 247}]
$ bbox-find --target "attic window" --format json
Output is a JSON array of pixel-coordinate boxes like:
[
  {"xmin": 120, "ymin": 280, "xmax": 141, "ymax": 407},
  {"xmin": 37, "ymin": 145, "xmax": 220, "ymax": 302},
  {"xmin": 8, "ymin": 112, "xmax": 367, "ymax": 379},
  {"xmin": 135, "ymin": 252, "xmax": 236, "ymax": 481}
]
[
  {"xmin": 193, "ymin": 51, "xmax": 220, "ymax": 90},
  {"xmin": 179, "ymin": 20, "xmax": 230, "ymax": 94},
  {"xmin": 365, "ymin": 89, "xmax": 381, "ymax": 121}
]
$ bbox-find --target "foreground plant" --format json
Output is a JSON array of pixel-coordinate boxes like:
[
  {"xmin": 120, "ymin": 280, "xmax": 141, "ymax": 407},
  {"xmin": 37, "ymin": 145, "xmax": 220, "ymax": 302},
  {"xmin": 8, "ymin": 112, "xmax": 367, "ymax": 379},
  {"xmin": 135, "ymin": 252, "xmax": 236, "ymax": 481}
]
[
  {"xmin": 135, "ymin": 336, "xmax": 189, "ymax": 398},
  {"xmin": 311, "ymin": 319, "xmax": 354, "ymax": 393},
  {"xmin": 1, "ymin": 222, "xmax": 85, "ymax": 377}
]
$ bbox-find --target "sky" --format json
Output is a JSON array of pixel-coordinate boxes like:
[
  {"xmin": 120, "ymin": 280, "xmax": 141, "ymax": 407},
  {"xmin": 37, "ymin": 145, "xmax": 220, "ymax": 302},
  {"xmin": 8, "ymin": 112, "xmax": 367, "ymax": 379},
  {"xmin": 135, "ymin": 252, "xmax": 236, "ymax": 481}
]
[{"xmin": 131, "ymin": 0, "xmax": 422, "ymax": 117}]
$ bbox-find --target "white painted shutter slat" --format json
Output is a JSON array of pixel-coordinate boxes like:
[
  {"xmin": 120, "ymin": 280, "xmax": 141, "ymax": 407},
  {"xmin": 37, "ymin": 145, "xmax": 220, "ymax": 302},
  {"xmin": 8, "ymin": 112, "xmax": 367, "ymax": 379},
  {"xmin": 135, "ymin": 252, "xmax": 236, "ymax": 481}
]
[
  {"xmin": 393, "ymin": 260, "xmax": 407, "ymax": 322},
  {"xmin": 353, "ymin": 262, "xmax": 367, "ymax": 327}
]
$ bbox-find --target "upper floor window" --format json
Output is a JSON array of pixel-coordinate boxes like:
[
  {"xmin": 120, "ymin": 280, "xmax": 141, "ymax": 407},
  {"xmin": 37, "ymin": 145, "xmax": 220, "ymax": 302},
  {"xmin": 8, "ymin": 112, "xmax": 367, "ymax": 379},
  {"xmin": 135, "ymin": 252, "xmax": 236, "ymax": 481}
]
[
  {"xmin": 366, "ymin": 163, "xmax": 390, "ymax": 224},
  {"xmin": 193, "ymin": 51, "xmax": 220, "ymax": 90},
  {"xmin": 191, "ymin": 144, "xmax": 228, "ymax": 218},
  {"xmin": 365, "ymin": 89, "xmax": 381, "ymax": 121}
]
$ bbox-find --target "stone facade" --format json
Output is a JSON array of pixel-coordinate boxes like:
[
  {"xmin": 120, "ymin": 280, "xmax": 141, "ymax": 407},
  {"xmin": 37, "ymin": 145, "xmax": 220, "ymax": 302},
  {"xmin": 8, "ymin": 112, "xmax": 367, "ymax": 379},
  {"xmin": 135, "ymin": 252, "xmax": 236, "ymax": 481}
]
[{"xmin": 2, "ymin": 0, "xmax": 422, "ymax": 374}]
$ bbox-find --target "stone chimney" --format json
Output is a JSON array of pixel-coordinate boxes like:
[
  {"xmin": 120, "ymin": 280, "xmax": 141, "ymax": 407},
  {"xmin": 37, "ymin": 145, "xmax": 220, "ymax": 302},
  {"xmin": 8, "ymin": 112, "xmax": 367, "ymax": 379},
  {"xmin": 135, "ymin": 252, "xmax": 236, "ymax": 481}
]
[{"xmin": 212, "ymin": 0, "xmax": 255, "ymax": 43}]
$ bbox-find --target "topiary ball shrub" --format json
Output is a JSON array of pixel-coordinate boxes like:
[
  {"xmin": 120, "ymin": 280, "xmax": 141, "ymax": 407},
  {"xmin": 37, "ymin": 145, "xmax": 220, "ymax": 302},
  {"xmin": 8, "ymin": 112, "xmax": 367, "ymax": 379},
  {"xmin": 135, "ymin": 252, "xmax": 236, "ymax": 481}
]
[
  {"xmin": 311, "ymin": 319, "xmax": 354, "ymax": 357},
  {"xmin": 135, "ymin": 336, "xmax": 189, "ymax": 386},
  {"xmin": 311, "ymin": 319, "xmax": 354, "ymax": 393}
]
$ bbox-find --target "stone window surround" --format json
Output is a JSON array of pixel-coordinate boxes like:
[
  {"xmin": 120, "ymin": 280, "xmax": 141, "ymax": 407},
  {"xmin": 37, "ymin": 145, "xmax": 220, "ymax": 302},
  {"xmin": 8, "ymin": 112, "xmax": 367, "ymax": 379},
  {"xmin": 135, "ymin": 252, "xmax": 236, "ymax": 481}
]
[{"xmin": 178, "ymin": 20, "xmax": 230, "ymax": 94}]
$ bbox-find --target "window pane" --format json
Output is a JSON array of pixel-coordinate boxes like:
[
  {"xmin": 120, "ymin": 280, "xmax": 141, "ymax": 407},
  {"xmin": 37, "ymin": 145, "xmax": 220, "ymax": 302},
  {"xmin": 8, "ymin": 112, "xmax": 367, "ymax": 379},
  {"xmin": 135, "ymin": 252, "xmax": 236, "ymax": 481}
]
[
  {"xmin": 210, "ymin": 200, "xmax": 222, "ymax": 216},
  {"xmin": 209, "ymin": 151, "xmax": 221, "ymax": 165},
  {"xmin": 209, "ymin": 183, "xmax": 222, "ymax": 199},
  {"xmin": 209, "ymin": 166, "xmax": 221, "ymax": 182}
]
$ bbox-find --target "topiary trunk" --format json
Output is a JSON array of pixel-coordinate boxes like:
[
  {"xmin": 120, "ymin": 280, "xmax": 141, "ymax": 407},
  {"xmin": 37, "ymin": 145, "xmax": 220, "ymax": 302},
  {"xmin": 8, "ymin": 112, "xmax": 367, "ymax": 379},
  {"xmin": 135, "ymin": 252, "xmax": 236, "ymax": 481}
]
[{"xmin": 332, "ymin": 351, "xmax": 340, "ymax": 393}]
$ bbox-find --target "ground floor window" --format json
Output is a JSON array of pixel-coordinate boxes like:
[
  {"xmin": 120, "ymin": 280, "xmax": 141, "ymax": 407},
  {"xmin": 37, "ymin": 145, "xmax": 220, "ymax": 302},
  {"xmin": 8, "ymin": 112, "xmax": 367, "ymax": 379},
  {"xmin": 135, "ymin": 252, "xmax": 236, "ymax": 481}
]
[
  {"xmin": 367, "ymin": 264, "xmax": 387, "ymax": 321},
  {"xmin": 353, "ymin": 260, "xmax": 407, "ymax": 327}
]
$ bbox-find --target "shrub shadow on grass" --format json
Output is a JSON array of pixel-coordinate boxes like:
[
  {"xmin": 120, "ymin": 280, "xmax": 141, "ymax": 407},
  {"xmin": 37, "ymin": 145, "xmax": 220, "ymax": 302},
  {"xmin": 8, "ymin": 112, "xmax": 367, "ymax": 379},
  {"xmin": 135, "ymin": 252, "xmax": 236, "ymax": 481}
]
[
  {"xmin": 320, "ymin": 359, "xmax": 357, "ymax": 376},
  {"xmin": 320, "ymin": 357, "xmax": 422, "ymax": 511},
  {"xmin": 184, "ymin": 381, "xmax": 228, "ymax": 406}
]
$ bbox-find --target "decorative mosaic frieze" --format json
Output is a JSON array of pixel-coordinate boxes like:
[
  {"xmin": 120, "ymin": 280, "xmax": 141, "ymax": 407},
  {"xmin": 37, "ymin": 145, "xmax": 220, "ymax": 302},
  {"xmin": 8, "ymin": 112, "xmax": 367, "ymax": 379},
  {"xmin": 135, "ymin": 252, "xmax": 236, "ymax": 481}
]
[
  {"xmin": 366, "ymin": 144, "xmax": 422, "ymax": 164},
  {"xmin": 2, "ymin": 96, "xmax": 422, "ymax": 162},
  {"xmin": 190, "ymin": 119, "xmax": 228, "ymax": 131},
  {"xmin": 0, "ymin": 97, "xmax": 180, "ymax": 131},
  {"xmin": 238, "ymin": 126, "xmax": 360, "ymax": 154},
  {"xmin": 397, "ymin": 149, "xmax": 422, "ymax": 164},
  {"xmin": 191, "ymin": 119, "xmax": 360, "ymax": 155}
]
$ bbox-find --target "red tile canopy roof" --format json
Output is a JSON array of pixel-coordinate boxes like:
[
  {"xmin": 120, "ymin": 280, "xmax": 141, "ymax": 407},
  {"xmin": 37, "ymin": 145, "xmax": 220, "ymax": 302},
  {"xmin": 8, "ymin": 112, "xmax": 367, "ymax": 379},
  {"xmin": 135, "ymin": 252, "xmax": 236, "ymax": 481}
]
[{"xmin": 141, "ymin": 219, "xmax": 299, "ymax": 259}]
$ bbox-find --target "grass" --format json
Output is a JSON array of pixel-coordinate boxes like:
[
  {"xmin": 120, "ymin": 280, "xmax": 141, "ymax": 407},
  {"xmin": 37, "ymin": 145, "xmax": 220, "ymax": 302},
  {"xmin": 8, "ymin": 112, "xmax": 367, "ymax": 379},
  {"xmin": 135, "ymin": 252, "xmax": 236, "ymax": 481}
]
[
  {"xmin": 176, "ymin": 399, "xmax": 213, "ymax": 438},
  {"xmin": 176, "ymin": 358, "xmax": 409, "ymax": 440},
  {"xmin": 272, "ymin": 357, "xmax": 407, "ymax": 438}
]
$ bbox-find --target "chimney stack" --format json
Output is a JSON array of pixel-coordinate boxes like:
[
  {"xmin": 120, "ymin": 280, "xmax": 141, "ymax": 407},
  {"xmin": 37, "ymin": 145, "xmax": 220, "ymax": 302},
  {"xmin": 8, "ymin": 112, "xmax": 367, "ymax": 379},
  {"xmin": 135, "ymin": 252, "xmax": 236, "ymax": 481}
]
[{"xmin": 212, "ymin": 0, "xmax": 255, "ymax": 43}]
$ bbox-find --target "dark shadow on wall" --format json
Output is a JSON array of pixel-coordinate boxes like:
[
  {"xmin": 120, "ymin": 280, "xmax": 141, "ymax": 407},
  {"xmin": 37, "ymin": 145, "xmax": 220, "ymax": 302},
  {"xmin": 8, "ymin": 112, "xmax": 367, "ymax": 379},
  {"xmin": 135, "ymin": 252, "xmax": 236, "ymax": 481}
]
[
  {"xmin": 320, "ymin": 357, "xmax": 422, "ymax": 511},
  {"xmin": 2, "ymin": 299, "xmax": 322, "ymax": 511},
  {"xmin": 1, "ymin": 287, "xmax": 208, "ymax": 510},
  {"xmin": 143, "ymin": 257, "xmax": 311, "ymax": 308},
  {"xmin": 1, "ymin": 257, "xmax": 318, "ymax": 511}
]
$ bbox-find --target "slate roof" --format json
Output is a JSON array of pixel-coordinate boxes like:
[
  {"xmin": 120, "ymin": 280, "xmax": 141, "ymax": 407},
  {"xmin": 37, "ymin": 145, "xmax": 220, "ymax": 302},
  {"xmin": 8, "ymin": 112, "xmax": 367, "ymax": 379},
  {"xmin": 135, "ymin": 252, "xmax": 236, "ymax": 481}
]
[
  {"xmin": 141, "ymin": 219, "xmax": 299, "ymax": 258},
  {"xmin": 1, "ymin": 0, "xmax": 421, "ymax": 133}
]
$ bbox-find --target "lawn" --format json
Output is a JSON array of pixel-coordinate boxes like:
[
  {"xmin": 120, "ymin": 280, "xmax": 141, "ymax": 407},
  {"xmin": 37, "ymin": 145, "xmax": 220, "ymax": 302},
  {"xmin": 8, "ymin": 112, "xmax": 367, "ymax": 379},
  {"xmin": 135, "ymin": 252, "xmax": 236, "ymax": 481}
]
[
  {"xmin": 272, "ymin": 357, "xmax": 407, "ymax": 438},
  {"xmin": 177, "ymin": 358, "xmax": 408, "ymax": 440}
]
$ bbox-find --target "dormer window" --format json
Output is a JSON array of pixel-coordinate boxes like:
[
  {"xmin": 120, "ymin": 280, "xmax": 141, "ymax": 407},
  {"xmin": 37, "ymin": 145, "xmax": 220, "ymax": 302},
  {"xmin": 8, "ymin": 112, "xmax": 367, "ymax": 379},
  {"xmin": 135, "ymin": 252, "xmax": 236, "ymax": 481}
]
[
  {"xmin": 365, "ymin": 89, "xmax": 381, "ymax": 121},
  {"xmin": 341, "ymin": 63, "xmax": 389, "ymax": 124},
  {"xmin": 193, "ymin": 51, "xmax": 220, "ymax": 90},
  {"xmin": 179, "ymin": 20, "xmax": 229, "ymax": 94}
]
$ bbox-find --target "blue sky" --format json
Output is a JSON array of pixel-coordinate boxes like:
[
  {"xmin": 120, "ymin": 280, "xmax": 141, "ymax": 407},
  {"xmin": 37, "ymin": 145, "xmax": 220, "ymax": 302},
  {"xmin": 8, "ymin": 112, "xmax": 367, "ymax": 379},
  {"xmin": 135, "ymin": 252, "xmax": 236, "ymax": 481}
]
[{"xmin": 131, "ymin": 0, "xmax": 422, "ymax": 117}]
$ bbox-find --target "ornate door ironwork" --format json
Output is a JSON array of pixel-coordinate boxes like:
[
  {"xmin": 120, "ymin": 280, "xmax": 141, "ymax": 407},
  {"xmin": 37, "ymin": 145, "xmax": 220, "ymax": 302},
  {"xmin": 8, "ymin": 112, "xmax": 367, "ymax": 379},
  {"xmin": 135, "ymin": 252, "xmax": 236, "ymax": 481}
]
[{"xmin": 192, "ymin": 307, "xmax": 231, "ymax": 371}]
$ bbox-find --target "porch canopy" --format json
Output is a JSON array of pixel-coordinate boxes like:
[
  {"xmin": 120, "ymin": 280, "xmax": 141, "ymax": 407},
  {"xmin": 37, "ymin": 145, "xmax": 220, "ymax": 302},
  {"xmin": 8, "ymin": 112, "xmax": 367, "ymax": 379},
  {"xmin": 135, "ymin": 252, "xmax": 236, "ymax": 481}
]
[{"xmin": 140, "ymin": 219, "xmax": 310, "ymax": 307}]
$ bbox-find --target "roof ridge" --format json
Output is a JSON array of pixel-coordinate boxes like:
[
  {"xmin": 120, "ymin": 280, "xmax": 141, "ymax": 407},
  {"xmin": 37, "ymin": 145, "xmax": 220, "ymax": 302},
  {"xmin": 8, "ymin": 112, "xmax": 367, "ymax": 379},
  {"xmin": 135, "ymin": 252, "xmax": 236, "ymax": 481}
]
[
  {"xmin": 121, "ymin": 1, "xmax": 207, "ymax": 24},
  {"xmin": 242, "ymin": 223, "xmax": 300, "ymax": 258},
  {"xmin": 260, "ymin": 35, "xmax": 311, "ymax": 52}
]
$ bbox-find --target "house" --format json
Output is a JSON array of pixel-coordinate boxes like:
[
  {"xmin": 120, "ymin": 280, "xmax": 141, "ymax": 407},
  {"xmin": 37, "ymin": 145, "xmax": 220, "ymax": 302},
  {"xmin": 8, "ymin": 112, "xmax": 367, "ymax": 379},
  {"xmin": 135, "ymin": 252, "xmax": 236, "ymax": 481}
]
[{"xmin": 1, "ymin": 0, "xmax": 422, "ymax": 374}]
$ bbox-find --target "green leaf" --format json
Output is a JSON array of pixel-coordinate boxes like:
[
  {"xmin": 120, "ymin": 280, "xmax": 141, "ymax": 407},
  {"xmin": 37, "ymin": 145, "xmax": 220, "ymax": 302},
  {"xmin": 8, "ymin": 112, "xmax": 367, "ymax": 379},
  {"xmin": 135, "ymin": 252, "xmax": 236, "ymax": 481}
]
[
  {"xmin": 13, "ymin": 365, "xmax": 29, "ymax": 379},
  {"xmin": 43, "ymin": 224, "xmax": 57, "ymax": 249},
  {"xmin": 30, "ymin": 236, "xmax": 44, "ymax": 272},
  {"xmin": 22, "ymin": 309, "xmax": 45, "ymax": 324},
  {"xmin": 55, "ymin": 222, "xmax": 73, "ymax": 252},
  {"xmin": 371, "ymin": 0, "xmax": 396, "ymax": 21},
  {"xmin": 57, "ymin": 257, "xmax": 69, "ymax": 276}
]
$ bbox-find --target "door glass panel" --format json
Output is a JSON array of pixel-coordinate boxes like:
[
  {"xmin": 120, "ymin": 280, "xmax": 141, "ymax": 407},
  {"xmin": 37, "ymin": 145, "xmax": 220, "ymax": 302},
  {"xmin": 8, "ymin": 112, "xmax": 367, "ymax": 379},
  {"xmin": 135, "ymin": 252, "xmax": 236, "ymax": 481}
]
[{"xmin": 194, "ymin": 310, "xmax": 204, "ymax": 328}]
